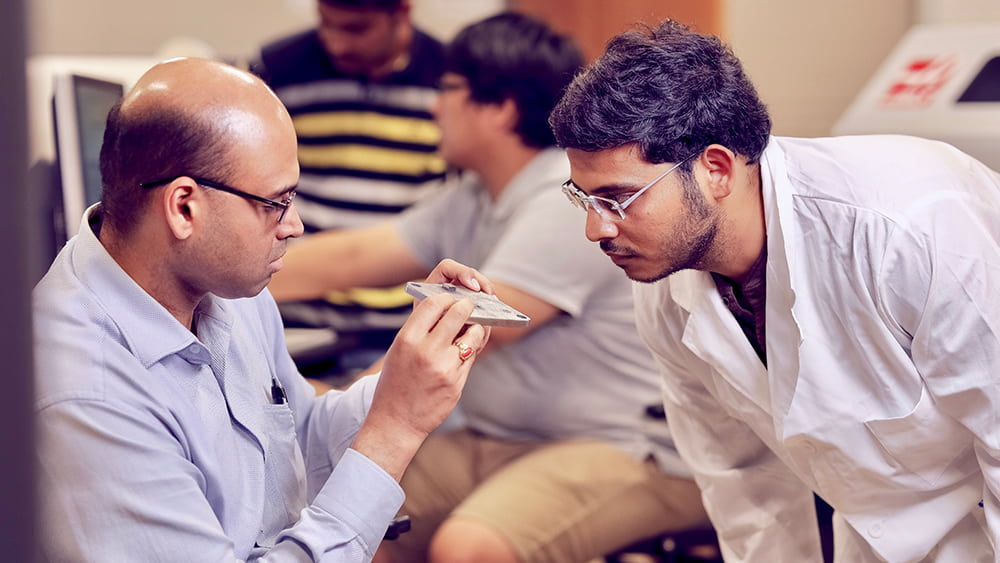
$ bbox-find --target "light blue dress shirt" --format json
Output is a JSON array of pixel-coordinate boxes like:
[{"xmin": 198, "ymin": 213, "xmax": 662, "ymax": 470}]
[{"xmin": 33, "ymin": 208, "xmax": 404, "ymax": 562}]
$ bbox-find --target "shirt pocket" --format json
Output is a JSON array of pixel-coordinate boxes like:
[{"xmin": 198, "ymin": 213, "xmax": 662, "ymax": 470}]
[
  {"xmin": 256, "ymin": 402, "xmax": 308, "ymax": 548},
  {"xmin": 864, "ymin": 385, "xmax": 973, "ymax": 487}
]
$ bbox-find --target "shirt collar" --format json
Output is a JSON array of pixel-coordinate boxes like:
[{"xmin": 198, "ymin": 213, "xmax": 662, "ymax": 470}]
[{"xmin": 71, "ymin": 205, "xmax": 232, "ymax": 368}]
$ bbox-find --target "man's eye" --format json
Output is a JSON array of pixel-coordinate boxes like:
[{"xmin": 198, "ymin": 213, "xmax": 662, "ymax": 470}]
[
  {"xmin": 610, "ymin": 193, "xmax": 633, "ymax": 204},
  {"xmin": 343, "ymin": 24, "xmax": 370, "ymax": 35}
]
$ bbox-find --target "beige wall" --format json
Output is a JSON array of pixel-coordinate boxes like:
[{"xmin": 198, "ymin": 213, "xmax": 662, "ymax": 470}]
[
  {"xmin": 727, "ymin": 1, "xmax": 914, "ymax": 137},
  {"xmin": 917, "ymin": 0, "xmax": 1000, "ymax": 23},
  {"xmin": 27, "ymin": 0, "xmax": 501, "ymax": 60},
  {"xmin": 29, "ymin": 0, "xmax": 314, "ymax": 59},
  {"xmin": 24, "ymin": 0, "xmax": 1000, "ymax": 139}
]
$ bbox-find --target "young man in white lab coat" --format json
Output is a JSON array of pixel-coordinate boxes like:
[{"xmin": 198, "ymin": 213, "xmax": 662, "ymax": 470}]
[{"xmin": 551, "ymin": 19, "xmax": 1000, "ymax": 563}]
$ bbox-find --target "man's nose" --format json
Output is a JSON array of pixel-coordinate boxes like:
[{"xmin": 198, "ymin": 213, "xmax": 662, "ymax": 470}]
[
  {"xmin": 279, "ymin": 203, "xmax": 304, "ymax": 240},
  {"xmin": 584, "ymin": 206, "xmax": 618, "ymax": 242},
  {"xmin": 430, "ymin": 93, "xmax": 442, "ymax": 119},
  {"xmin": 322, "ymin": 30, "xmax": 353, "ymax": 58}
]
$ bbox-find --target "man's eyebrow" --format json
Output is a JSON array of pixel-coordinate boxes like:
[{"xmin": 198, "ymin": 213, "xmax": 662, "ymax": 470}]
[
  {"xmin": 269, "ymin": 184, "xmax": 298, "ymax": 199},
  {"xmin": 587, "ymin": 182, "xmax": 639, "ymax": 196},
  {"xmin": 568, "ymin": 178, "xmax": 630, "ymax": 196}
]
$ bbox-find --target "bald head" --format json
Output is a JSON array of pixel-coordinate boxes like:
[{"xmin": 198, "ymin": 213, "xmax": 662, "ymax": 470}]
[
  {"xmin": 124, "ymin": 57, "xmax": 290, "ymax": 131},
  {"xmin": 99, "ymin": 57, "xmax": 296, "ymax": 236}
]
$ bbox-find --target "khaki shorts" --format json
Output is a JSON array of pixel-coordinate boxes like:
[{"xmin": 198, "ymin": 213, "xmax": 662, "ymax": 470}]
[{"xmin": 384, "ymin": 429, "xmax": 709, "ymax": 563}]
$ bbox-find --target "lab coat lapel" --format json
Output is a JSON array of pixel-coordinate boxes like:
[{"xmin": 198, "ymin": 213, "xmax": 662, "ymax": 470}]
[
  {"xmin": 671, "ymin": 271, "xmax": 773, "ymax": 413},
  {"xmin": 759, "ymin": 139, "xmax": 805, "ymax": 438},
  {"xmin": 669, "ymin": 139, "xmax": 807, "ymax": 439}
]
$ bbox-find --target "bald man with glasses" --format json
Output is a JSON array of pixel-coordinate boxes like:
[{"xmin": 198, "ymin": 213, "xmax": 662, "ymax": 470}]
[{"xmin": 32, "ymin": 56, "xmax": 491, "ymax": 563}]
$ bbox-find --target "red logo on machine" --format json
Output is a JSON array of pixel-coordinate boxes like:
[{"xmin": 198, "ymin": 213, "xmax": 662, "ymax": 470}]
[{"xmin": 880, "ymin": 56, "xmax": 956, "ymax": 109}]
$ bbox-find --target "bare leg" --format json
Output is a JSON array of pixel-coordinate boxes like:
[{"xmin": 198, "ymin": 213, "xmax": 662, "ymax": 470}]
[{"xmin": 430, "ymin": 518, "xmax": 520, "ymax": 563}]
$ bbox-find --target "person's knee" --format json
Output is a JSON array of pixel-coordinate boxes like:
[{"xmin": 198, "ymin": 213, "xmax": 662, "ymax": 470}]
[{"xmin": 429, "ymin": 518, "xmax": 520, "ymax": 563}]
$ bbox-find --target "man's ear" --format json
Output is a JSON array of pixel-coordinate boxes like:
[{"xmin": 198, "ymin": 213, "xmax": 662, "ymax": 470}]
[
  {"xmin": 161, "ymin": 177, "xmax": 199, "ymax": 240},
  {"xmin": 494, "ymin": 97, "xmax": 520, "ymax": 136},
  {"xmin": 699, "ymin": 144, "xmax": 738, "ymax": 201}
]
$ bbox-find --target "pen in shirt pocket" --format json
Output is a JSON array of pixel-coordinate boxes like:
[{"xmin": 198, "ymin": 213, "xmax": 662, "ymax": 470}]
[{"xmin": 270, "ymin": 376, "xmax": 287, "ymax": 405}]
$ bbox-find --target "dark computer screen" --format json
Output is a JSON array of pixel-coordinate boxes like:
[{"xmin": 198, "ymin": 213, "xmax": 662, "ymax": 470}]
[
  {"xmin": 51, "ymin": 73, "xmax": 123, "ymax": 242},
  {"xmin": 957, "ymin": 55, "xmax": 1000, "ymax": 103}
]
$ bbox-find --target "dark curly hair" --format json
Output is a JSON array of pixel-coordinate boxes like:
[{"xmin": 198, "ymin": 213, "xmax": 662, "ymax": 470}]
[{"xmin": 550, "ymin": 20, "xmax": 770, "ymax": 167}]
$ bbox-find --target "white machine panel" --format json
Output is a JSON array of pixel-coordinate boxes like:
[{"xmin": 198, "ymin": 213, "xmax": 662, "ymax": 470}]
[{"xmin": 834, "ymin": 23, "xmax": 1000, "ymax": 170}]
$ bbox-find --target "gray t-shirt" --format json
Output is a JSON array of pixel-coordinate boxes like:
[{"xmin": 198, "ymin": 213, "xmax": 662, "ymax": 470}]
[{"xmin": 396, "ymin": 148, "xmax": 688, "ymax": 474}]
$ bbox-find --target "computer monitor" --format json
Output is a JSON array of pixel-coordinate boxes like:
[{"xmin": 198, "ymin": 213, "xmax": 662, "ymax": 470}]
[{"xmin": 51, "ymin": 72, "xmax": 123, "ymax": 242}]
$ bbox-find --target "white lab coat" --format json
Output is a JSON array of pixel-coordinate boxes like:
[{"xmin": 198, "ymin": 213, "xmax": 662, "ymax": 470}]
[{"xmin": 635, "ymin": 135, "xmax": 1000, "ymax": 562}]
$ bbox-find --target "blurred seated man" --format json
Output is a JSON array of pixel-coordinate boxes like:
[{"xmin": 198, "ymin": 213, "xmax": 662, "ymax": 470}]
[
  {"xmin": 252, "ymin": 0, "xmax": 447, "ymax": 372},
  {"xmin": 269, "ymin": 13, "xmax": 710, "ymax": 563},
  {"xmin": 33, "ymin": 57, "xmax": 489, "ymax": 562}
]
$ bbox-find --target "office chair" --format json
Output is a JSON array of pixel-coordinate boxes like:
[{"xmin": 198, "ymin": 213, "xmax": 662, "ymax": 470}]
[
  {"xmin": 384, "ymin": 515, "xmax": 411, "ymax": 541},
  {"xmin": 604, "ymin": 527, "xmax": 722, "ymax": 563}
]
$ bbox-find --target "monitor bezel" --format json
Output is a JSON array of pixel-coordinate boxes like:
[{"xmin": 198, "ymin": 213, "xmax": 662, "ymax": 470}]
[{"xmin": 51, "ymin": 72, "xmax": 123, "ymax": 242}]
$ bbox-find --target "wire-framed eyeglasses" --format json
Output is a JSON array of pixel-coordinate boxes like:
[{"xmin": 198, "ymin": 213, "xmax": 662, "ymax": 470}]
[
  {"xmin": 140, "ymin": 176, "xmax": 296, "ymax": 224},
  {"xmin": 562, "ymin": 152, "xmax": 697, "ymax": 221}
]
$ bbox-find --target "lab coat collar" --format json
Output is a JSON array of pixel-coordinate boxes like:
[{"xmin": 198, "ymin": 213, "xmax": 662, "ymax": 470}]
[
  {"xmin": 665, "ymin": 138, "xmax": 805, "ymax": 432},
  {"xmin": 758, "ymin": 137, "xmax": 806, "ymax": 436},
  {"xmin": 672, "ymin": 270, "xmax": 773, "ymax": 413}
]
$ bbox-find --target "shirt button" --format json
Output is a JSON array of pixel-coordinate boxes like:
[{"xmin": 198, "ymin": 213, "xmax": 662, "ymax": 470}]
[
  {"xmin": 868, "ymin": 523, "xmax": 884, "ymax": 538},
  {"xmin": 183, "ymin": 344, "xmax": 209, "ymax": 364}
]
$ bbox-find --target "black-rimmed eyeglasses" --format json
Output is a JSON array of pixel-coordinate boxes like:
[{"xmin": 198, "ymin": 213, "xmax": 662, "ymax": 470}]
[
  {"xmin": 562, "ymin": 152, "xmax": 698, "ymax": 221},
  {"xmin": 140, "ymin": 176, "xmax": 296, "ymax": 224}
]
